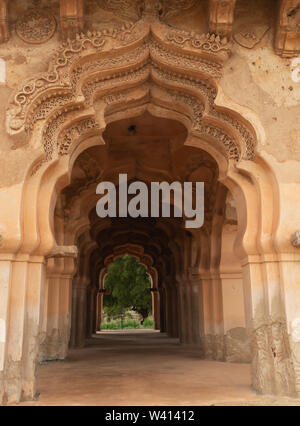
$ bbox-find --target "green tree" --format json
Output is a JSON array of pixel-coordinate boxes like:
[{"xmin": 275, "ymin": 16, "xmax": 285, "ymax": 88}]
[{"xmin": 104, "ymin": 255, "xmax": 152, "ymax": 323}]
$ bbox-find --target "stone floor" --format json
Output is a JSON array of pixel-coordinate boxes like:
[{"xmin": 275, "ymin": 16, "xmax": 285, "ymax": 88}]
[{"xmin": 19, "ymin": 330, "xmax": 300, "ymax": 406}]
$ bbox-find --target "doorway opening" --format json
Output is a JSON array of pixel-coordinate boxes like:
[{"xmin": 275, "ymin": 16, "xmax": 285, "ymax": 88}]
[{"xmin": 100, "ymin": 255, "xmax": 154, "ymax": 331}]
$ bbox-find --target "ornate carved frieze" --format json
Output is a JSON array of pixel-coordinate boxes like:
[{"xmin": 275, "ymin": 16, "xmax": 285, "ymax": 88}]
[
  {"xmin": 7, "ymin": 27, "xmax": 134, "ymax": 134},
  {"xmin": 0, "ymin": 0, "xmax": 8, "ymax": 43},
  {"xmin": 42, "ymin": 103, "xmax": 84, "ymax": 160},
  {"xmin": 208, "ymin": 0, "xmax": 237, "ymax": 38},
  {"xmin": 150, "ymin": 41, "xmax": 223, "ymax": 79},
  {"xmin": 151, "ymin": 64, "xmax": 254, "ymax": 161},
  {"xmin": 82, "ymin": 65, "xmax": 148, "ymax": 106},
  {"xmin": 275, "ymin": 0, "xmax": 300, "ymax": 57},
  {"xmin": 26, "ymin": 92, "xmax": 75, "ymax": 132},
  {"xmin": 166, "ymin": 29, "xmax": 231, "ymax": 57},
  {"xmin": 7, "ymin": 18, "xmax": 257, "ymax": 169},
  {"xmin": 60, "ymin": 0, "xmax": 85, "ymax": 41},
  {"xmin": 15, "ymin": 8, "xmax": 57, "ymax": 44},
  {"xmin": 6, "ymin": 22, "xmax": 228, "ymax": 136},
  {"xmin": 58, "ymin": 117, "xmax": 100, "ymax": 155}
]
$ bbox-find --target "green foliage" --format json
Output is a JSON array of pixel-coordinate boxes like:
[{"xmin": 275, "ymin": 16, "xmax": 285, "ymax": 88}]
[
  {"xmin": 103, "ymin": 255, "xmax": 152, "ymax": 321},
  {"xmin": 142, "ymin": 317, "xmax": 154, "ymax": 328},
  {"xmin": 101, "ymin": 317, "xmax": 153, "ymax": 330}
]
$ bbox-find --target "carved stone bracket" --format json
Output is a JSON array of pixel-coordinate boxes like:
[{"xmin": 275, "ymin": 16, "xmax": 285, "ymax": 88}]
[
  {"xmin": 291, "ymin": 230, "xmax": 300, "ymax": 247},
  {"xmin": 46, "ymin": 245, "xmax": 78, "ymax": 258},
  {"xmin": 0, "ymin": 0, "xmax": 8, "ymax": 43},
  {"xmin": 275, "ymin": 0, "xmax": 300, "ymax": 57},
  {"xmin": 60, "ymin": 0, "xmax": 85, "ymax": 41},
  {"xmin": 208, "ymin": 0, "xmax": 237, "ymax": 38}
]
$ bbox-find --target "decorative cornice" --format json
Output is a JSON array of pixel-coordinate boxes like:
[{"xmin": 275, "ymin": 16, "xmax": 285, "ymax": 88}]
[{"xmin": 275, "ymin": 0, "xmax": 300, "ymax": 57}]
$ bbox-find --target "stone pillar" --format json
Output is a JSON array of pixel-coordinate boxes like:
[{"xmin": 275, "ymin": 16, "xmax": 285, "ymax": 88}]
[
  {"xmin": 0, "ymin": 258, "xmax": 12, "ymax": 404},
  {"xmin": 86, "ymin": 286, "xmax": 97, "ymax": 337},
  {"xmin": 189, "ymin": 278, "xmax": 201, "ymax": 346},
  {"xmin": 58, "ymin": 258, "xmax": 74, "ymax": 358},
  {"xmin": 70, "ymin": 285, "xmax": 87, "ymax": 348},
  {"xmin": 220, "ymin": 224, "xmax": 250, "ymax": 363},
  {"xmin": 159, "ymin": 288, "xmax": 166, "ymax": 333},
  {"xmin": 152, "ymin": 289, "xmax": 160, "ymax": 330},
  {"xmin": 199, "ymin": 273, "xmax": 214, "ymax": 358},
  {"xmin": 171, "ymin": 285, "xmax": 179, "ymax": 338},
  {"xmin": 41, "ymin": 247, "xmax": 77, "ymax": 361},
  {"xmin": 177, "ymin": 282, "xmax": 186, "ymax": 343},
  {"xmin": 241, "ymin": 257, "xmax": 295, "ymax": 396},
  {"xmin": 165, "ymin": 283, "xmax": 174, "ymax": 337},
  {"xmin": 178, "ymin": 278, "xmax": 193, "ymax": 344},
  {"xmin": 0, "ymin": 256, "xmax": 45, "ymax": 404},
  {"xmin": 279, "ymin": 251, "xmax": 300, "ymax": 396},
  {"xmin": 210, "ymin": 273, "xmax": 225, "ymax": 360},
  {"xmin": 86, "ymin": 285, "xmax": 91, "ymax": 337},
  {"xmin": 165, "ymin": 284, "xmax": 179, "ymax": 338}
]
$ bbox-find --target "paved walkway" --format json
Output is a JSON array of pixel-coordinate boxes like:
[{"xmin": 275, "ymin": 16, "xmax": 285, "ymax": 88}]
[{"xmin": 20, "ymin": 330, "xmax": 300, "ymax": 406}]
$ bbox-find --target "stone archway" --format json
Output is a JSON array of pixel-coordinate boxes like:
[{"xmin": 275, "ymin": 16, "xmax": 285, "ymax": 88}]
[
  {"xmin": 94, "ymin": 243, "xmax": 160, "ymax": 331},
  {"xmin": 0, "ymin": 6, "xmax": 298, "ymax": 405}
]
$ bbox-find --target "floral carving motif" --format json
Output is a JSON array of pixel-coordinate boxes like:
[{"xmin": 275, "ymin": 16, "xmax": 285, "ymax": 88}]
[
  {"xmin": 7, "ymin": 17, "xmax": 257, "ymax": 168},
  {"xmin": 15, "ymin": 9, "xmax": 57, "ymax": 44},
  {"xmin": 58, "ymin": 118, "xmax": 100, "ymax": 156},
  {"xmin": 166, "ymin": 30, "xmax": 231, "ymax": 55},
  {"xmin": 82, "ymin": 65, "xmax": 148, "ymax": 105},
  {"xmin": 8, "ymin": 26, "xmax": 134, "ymax": 134},
  {"xmin": 151, "ymin": 41, "xmax": 223, "ymax": 79},
  {"xmin": 26, "ymin": 93, "xmax": 75, "ymax": 132}
]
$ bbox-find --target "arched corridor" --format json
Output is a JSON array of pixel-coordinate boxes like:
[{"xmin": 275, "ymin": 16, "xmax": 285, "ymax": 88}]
[
  {"xmin": 1, "ymin": 3, "xmax": 300, "ymax": 405},
  {"xmin": 41, "ymin": 110, "xmax": 250, "ymax": 367}
]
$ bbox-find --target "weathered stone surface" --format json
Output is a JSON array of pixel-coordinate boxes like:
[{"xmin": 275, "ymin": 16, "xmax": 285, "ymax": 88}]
[
  {"xmin": 225, "ymin": 327, "xmax": 251, "ymax": 363},
  {"xmin": 291, "ymin": 231, "xmax": 300, "ymax": 248},
  {"xmin": 46, "ymin": 245, "xmax": 78, "ymax": 258}
]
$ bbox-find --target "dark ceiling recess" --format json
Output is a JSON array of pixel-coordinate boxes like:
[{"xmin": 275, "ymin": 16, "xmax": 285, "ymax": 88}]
[{"xmin": 128, "ymin": 124, "xmax": 136, "ymax": 134}]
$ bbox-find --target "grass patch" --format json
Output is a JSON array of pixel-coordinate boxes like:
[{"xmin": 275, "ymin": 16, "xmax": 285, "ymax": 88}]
[{"xmin": 101, "ymin": 317, "xmax": 154, "ymax": 330}]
